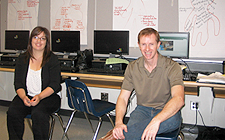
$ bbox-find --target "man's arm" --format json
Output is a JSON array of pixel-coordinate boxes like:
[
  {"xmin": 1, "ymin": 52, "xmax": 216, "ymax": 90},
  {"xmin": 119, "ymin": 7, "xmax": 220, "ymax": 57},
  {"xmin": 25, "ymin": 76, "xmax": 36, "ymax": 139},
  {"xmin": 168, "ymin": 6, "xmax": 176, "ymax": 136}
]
[
  {"xmin": 113, "ymin": 89, "xmax": 132, "ymax": 139},
  {"xmin": 141, "ymin": 85, "xmax": 185, "ymax": 140}
]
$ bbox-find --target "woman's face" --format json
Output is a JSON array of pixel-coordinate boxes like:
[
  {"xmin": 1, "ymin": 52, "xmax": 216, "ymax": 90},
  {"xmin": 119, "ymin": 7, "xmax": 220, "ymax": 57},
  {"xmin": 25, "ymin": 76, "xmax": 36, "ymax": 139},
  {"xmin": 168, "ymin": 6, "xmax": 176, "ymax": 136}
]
[{"xmin": 31, "ymin": 31, "xmax": 46, "ymax": 52}]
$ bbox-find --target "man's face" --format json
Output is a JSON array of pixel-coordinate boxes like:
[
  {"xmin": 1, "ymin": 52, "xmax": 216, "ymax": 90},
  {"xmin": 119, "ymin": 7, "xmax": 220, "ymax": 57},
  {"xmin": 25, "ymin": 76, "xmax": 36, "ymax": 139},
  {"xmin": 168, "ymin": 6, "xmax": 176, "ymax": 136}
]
[{"xmin": 138, "ymin": 34, "xmax": 160, "ymax": 61}]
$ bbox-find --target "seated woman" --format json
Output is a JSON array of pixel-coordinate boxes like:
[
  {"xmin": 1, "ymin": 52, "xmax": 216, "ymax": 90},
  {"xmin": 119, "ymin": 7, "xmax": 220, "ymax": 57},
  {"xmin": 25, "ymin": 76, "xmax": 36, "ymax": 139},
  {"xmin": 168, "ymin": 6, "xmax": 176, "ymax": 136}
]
[{"xmin": 7, "ymin": 26, "xmax": 61, "ymax": 140}]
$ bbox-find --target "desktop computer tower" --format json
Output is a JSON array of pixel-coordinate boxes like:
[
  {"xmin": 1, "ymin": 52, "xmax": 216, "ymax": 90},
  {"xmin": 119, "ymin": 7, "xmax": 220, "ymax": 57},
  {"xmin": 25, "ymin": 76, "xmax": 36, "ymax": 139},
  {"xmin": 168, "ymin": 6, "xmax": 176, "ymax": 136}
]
[
  {"xmin": 58, "ymin": 58, "xmax": 77, "ymax": 72},
  {"xmin": 105, "ymin": 63, "xmax": 127, "ymax": 71},
  {"xmin": 91, "ymin": 59, "xmax": 106, "ymax": 69},
  {"xmin": 91, "ymin": 59, "xmax": 127, "ymax": 71},
  {"xmin": 1, "ymin": 55, "xmax": 18, "ymax": 62}
]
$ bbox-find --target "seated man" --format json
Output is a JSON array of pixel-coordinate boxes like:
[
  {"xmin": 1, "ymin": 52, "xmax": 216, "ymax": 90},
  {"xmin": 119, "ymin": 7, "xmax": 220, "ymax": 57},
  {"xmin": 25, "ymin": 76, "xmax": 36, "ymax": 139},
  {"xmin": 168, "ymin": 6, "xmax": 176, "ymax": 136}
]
[{"xmin": 106, "ymin": 28, "xmax": 185, "ymax": 140}]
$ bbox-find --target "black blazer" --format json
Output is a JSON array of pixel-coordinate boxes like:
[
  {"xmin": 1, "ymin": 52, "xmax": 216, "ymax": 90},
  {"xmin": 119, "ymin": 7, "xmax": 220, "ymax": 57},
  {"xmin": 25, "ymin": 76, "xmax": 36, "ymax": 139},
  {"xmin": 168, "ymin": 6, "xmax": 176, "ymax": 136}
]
[{"xmin": 14, "ymin": 52, "xmax": 62, "ymax": 95}]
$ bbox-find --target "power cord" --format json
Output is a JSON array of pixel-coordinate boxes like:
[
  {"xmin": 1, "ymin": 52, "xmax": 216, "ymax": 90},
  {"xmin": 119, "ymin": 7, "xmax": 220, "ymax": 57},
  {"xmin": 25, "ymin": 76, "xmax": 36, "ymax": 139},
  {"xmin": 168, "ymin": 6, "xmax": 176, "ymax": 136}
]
[
  {"xmin": 179, "ymin": 58, "xmax": 193, "ymax": 74},
  {"xmin": 188, "ymin": 109, "xmax": 198, "ymax": 134},
  {"xmin": 197, "ymin": 110, "xmax": 207, "ymax": 127},
  {"xmin": 188, "ymin": 108, "xmax": 208, "ymax": 135}
]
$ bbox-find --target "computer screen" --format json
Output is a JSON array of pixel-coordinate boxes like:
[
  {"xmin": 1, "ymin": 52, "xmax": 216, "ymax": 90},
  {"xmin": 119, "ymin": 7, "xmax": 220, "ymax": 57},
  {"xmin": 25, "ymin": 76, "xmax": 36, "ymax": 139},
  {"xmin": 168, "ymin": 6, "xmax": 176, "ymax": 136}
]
[
  {"xmin": 94, "ymin": 30, "xmax": 129, "ymax": 56},
  {"xmin": 51, "ymin": 31, "xmax": 80, "ymax": 53},
  {"xmin": 158, "ymin": 32, "xmax": 190, "ymax": 59},
  {"xmin": 5, "ymin": 30, "xmax": 29, "ymax": 51}
]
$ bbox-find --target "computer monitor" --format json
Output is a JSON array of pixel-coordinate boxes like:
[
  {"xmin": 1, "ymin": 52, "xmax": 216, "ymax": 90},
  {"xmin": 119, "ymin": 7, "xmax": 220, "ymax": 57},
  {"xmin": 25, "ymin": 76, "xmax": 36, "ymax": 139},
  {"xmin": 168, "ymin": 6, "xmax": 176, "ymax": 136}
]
[
  {"xmin": 5, "ymin": 30, "xmax": 29, "ymax": 52},
  {"xmin": 94, "ymin": 30, "xmax": 129, "ymax": 57},
  {"xmin": 158, "ymin": 32, "xmax": 190, "ymax": 59},
  {"xmin": 51, "ymin": 31, "xmax": 80, "ymax": 54}
]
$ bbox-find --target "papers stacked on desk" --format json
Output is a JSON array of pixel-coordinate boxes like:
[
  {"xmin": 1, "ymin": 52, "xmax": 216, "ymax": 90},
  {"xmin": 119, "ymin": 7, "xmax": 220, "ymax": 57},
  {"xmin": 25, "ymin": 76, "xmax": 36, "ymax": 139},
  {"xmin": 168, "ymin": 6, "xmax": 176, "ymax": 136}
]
[
  {"xmin": 197, "ymin": 72, "xmax": 225, "ymax": 84},
  {"xmin": 105, "ymin": 58, "xmax": 129, "ymax": 65}
]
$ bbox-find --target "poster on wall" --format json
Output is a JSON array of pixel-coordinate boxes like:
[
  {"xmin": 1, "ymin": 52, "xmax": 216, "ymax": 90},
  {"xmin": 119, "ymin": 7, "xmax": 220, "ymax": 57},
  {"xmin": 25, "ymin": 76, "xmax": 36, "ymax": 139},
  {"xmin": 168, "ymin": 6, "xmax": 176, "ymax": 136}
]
[
  {"xmin": 50, "ymin": 0, "xmax": 88, "ymax": 45},
  {"xmin": 179, "ymin": 0, "xmax": 225, "ymax": 58},
  {"xmin": 7, "ymin": 0, "xmax": 39, "ymax": 30},
  {"xmin": 113, "ymin": 0, "xmax": 158, "ymax": 47}
]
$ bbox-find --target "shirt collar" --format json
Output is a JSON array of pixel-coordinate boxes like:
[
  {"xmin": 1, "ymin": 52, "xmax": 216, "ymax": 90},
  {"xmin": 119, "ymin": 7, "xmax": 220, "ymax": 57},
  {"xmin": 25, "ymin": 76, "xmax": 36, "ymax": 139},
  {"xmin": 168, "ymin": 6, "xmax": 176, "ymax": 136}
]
[
  {"xmin": 138, "ymin": 52, "xmax": 164, "ymax": 69},
  {"xmin": 156, "ymin": 53, "xmax": 164, "ymax": 68}
]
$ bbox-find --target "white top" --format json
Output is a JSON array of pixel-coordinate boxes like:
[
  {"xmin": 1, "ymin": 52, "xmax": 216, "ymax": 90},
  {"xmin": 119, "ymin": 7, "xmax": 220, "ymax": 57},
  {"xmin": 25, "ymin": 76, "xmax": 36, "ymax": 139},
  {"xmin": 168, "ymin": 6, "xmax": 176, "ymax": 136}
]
[
  {"xmin": 26, "ymin": 66, "xmax": 42, "ymax": 97},
  {"xmin": 26, "ymin": 66, "xmax": 62, "ymax": 98}
]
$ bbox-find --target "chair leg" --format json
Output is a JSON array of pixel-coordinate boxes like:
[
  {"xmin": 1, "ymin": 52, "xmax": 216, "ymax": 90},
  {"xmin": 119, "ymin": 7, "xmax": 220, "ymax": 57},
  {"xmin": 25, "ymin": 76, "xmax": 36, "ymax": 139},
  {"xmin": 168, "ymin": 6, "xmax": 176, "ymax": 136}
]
[
  {"xmin": 177, "ymin": 131, "xmax": 184, "ymax": 140},
  {"xmin": 26, "ymin": 118, "xmax": 32, "ymax": 130},
  {"xmin": 92, "ymin": 117, "xmax": 102, "ymax": 140},
  {"xmin": 26, "ymin": 114, "xmax": 55, "ymax": 140},
  {"xmin": 52, "ymin": 112, "xmax": 69, "ymax": 140},
  {"xmin": 62, "ymin": 110, "xmax": 77, "ymax": 140},
  {"xmin": 48, "ymin": 115, "xmax": 55, "ymax": 140},
  {"xmin": 83, "ymin": 112, "xmax": 95, "ymax": 133},
  {"xmin": 106, "ymin": 113, "xmax": 114, "ymax": 128}
]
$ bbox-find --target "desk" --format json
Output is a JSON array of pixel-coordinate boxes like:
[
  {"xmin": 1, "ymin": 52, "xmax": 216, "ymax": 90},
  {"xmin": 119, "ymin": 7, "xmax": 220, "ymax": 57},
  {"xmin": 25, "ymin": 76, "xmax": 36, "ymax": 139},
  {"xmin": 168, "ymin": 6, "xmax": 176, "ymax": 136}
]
[
  {"xmin": 1, "ymin": 67, "xmax": 225, "ymax": 127},
  {"xmin": 62, "ymin": 71, "xmax": 225, "ymax": 98},
  {"xmin": 1, "ymin": 67, "xmax": 225, "ymax": 98},
  {"xmin": 0, "ymin": 67, "xmax": 123, "ymax": 88}
]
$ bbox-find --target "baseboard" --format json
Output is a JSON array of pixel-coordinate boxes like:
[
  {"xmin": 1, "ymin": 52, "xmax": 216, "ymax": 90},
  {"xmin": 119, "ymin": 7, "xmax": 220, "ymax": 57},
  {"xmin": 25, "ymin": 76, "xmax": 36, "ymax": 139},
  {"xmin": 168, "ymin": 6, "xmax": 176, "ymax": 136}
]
[{"xmin": 0, "ymin": 100, "xmax": 11, "ymax": 106}]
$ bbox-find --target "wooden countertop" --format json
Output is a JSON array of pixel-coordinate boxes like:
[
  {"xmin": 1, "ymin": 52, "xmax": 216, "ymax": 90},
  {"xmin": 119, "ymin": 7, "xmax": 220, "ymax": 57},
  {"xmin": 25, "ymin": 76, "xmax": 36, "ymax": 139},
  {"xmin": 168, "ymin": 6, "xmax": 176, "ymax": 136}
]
[{"xmin": 1, "ymin": 67, "xmax": 225, "ymax": 98}]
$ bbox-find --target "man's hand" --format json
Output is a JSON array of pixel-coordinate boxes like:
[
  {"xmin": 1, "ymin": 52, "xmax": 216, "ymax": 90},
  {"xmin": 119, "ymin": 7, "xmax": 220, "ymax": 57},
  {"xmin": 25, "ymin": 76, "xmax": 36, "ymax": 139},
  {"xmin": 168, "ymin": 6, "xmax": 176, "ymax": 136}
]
[
  {"xmin": 141, "ymin": 119, "xmax": 160, "ymax": 140},
  {"xmin": 113, "ymin": 123, "xmax": 128, "ymax": 140}
]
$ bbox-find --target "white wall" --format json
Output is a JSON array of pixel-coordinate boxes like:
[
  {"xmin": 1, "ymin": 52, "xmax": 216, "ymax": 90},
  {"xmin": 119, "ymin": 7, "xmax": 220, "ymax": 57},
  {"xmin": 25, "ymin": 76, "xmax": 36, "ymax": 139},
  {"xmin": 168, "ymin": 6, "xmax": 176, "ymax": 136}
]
[
  {"xmin": 0, "ymin": 71, "xmax": 16, "ymax": 101},
  {"xmin": 181, "ymin": 87, "xmax": 225, "ymax": 128},
  {"xmin": 1, "ymin": 72, "xmax": 225, "ymax": 127}
]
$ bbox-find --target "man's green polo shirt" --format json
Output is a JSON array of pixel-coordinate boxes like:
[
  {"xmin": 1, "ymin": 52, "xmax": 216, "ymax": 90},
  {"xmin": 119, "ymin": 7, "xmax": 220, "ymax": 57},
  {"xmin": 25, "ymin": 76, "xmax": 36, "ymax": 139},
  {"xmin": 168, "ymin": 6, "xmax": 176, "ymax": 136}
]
[{"xmin": 122, "ymin": 53, "xmax": 184, "ymax": 109}]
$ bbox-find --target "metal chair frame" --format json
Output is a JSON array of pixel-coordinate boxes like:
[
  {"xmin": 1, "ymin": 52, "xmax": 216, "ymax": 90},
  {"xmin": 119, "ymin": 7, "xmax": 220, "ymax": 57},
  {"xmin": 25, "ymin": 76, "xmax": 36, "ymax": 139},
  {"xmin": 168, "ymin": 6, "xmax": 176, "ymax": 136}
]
[
  {"xmin": 26, "ymin": 111, "xmax": 68, "ymax": 140},
  {"xmin": 62, "ymin": 79, "xmax": 115, "ymax": 140},
  {"xmin": 156, "ymin": 124, "xmax": 184, "ymax": 140}
]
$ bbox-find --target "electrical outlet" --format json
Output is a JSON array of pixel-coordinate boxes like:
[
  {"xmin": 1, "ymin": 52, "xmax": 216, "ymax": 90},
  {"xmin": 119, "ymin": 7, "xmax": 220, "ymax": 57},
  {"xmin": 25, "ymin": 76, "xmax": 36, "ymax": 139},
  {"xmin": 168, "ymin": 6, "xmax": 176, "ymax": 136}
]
[
  {"xmin": 101, "ymin": 92, "xmax": 108, "ymax": 101},
  {"xmin": 190, "ymin": 101, "xmax": 199, "ymax": 110}
]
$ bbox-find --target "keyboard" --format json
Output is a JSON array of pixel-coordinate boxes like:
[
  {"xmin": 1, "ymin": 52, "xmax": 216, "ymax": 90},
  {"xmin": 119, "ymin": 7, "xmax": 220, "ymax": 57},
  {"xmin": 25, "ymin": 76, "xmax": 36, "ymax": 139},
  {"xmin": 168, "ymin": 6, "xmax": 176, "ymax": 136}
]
[
  {"xmin": 0, "ymin": 61, "xmax": 16, "ymax": 66},
  {"xmin": 87, "ymin": 68, "xmax": 125, "ymax": 75}
]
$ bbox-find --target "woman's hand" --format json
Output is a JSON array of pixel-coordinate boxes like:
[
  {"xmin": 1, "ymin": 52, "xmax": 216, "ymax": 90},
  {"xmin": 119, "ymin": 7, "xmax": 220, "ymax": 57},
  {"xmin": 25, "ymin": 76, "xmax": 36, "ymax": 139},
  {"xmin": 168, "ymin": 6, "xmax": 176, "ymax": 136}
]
[
  {"xmin": 22, "ymin": 96, "xmax": 32, "ymax": 107},
  {"xmin": 30, "ymin": 95, "xmax": 41, "ymax": 106}
]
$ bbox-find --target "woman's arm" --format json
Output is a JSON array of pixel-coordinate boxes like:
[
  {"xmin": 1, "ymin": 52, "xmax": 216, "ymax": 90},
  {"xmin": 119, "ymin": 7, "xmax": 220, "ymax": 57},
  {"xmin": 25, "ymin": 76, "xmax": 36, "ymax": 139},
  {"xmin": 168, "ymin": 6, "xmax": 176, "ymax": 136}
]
[
  {"xmin": 17, "ymin": 88, "xmax": 31, "ymax": 107},
  {"xmin": 43, "ymin": 53, "xmax": 62, "ymax": 94},
  {"xmin": 14, "ymin": 54, "xmax": 28, "ymax": 92},
  {"xmin": 30, "ymin": 87, "xmax": 54, "ymax": 106}
]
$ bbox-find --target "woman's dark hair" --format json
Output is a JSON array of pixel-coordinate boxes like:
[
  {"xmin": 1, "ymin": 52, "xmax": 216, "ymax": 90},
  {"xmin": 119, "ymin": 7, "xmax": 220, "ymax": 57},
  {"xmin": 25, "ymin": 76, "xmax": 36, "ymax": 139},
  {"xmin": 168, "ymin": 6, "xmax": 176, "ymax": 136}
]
[
  {"xmin": 138, "ymin": 28, "xmax": 160, "ymax": 44},
  {"xmin": 25, "ymin": 26, "xmax": 51, "ymax": 67}
]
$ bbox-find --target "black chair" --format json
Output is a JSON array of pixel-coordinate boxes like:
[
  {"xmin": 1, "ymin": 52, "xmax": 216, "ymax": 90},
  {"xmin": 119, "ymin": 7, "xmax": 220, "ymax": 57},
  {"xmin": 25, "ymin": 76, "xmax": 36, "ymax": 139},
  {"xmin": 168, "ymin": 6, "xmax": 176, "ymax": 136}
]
[
  {"xmin": 25, "ymin": 108, "xmax": 66, "ymax": 140},
  {"xmin": 63, "ymin": 79, "xmax": 116, "ymax": 140}
]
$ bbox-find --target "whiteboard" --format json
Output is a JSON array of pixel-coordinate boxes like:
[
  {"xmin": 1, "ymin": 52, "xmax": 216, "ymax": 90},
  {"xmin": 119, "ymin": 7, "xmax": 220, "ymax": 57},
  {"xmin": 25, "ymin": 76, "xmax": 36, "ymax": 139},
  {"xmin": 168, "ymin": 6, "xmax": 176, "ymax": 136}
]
[
  {"xmin": 179, "ymin": 0, "xmax": 225, "ymax": 58},
  {"xmin": 7, "ymin": 0, "xmax": 39, "ymax": 30},
  {"xmin": 50, "ymin": 0, "xmax": 88, "ymax": 44},
  {"xmin": 113, "ymin": 0, "xmax": 158, "ymax": 48}
]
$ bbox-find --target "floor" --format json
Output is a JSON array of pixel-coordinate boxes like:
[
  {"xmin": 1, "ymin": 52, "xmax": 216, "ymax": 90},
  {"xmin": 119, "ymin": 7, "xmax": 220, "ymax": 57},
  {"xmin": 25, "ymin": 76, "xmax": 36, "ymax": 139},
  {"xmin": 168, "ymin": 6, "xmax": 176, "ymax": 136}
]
[
  {"xmin": 0, "ymin": 105, "xmax": 199, "ymax": 140},
  {"xmin": 0, "ymin": 105, "xmax": 113, "ymax": 140}
]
